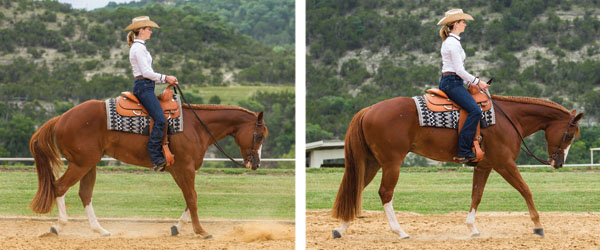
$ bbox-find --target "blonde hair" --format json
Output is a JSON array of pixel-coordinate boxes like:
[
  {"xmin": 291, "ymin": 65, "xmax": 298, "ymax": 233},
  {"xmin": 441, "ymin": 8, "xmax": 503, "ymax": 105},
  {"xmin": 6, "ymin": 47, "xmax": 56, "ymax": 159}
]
[
  {"xmin": 127, "ymin": 28, "xmax": 141, "ymax": 47},
  {"xmin": 439, "ymin": 21, "xmax": 458, "ymax": 41}
]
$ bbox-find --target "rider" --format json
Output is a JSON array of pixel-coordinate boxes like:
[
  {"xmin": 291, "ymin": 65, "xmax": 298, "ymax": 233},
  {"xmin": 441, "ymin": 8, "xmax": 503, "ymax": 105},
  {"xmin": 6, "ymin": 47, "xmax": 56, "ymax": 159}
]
[
  {"xmin": 437, "ymin": 9, "xmax": 489, "ymax": 163},
  {"xmin": 125, "ymin": 16, "xmax": 178, "ymax": 171}
]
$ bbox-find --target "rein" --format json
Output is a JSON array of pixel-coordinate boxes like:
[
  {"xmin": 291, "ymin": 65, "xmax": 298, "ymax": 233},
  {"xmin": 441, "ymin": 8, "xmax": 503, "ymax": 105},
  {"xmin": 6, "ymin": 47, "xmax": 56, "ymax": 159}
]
[
  {"xmin": 483, "ymin": 78, "xmax": 572, "ymax": 165},
  {"xmin": 491, "ymin": 100, "xmax": 552, "ymax": 165},
  {"xmin": 173, "ymin": 84, "xmax": 248, "ymax": 168}
]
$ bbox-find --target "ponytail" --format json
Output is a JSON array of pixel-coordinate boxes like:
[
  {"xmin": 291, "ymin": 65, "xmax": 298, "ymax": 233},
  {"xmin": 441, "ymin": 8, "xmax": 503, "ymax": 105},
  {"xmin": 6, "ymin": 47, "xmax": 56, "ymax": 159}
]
[
  {"xmin": 439, "ymin": 21, "xmax": 457, "ymax": 41},
  {"xmin": 127, "ymin": 28, "xmax": 141, "ymax": 47},
  {"xmin": 127, "ymin": 31, "xmax": 135, "ymax": 47}
]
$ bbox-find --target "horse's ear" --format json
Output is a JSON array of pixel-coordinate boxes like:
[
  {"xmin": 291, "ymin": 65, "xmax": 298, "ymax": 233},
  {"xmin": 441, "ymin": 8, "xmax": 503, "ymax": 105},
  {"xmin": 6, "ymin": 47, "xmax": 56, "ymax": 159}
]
[
  {"xmin": 573, "ymin": 112, "xmax": 584, "ymax": 124},
  {"xmin": 257, "ymin": 111, "xmax": 264, "ymax": 122},
  {"xmin": 570, "ymin": 110, "xmax": 577, "ymax": 115}
]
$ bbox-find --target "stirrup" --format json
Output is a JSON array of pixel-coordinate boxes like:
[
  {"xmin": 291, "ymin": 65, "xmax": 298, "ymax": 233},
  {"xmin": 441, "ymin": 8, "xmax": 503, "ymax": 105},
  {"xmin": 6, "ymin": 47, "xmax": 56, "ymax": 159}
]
[{"xmin": 152, "ymin": 160, "xmax": 167, "ymax": 172}]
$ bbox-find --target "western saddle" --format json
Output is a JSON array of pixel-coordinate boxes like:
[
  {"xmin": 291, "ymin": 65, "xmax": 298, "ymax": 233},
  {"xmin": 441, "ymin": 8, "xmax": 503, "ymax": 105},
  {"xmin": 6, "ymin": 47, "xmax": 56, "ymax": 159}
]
[
  {"xmin": 423, "ymin": 85, "xmax": 491, "ymax": 164},
  {"xmin": 116, "ymin": 85, "xmax": 180, "ymax": 167}
]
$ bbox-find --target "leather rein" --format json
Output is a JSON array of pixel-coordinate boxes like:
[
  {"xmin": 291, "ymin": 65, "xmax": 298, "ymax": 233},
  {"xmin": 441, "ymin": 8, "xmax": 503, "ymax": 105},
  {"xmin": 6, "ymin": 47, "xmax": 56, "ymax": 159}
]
[
  {"xmin": 172, "ymin": 84, "xmax": 261, "ymax": 168},
  {"xmin": 483, "ymin": 78, "xmax": 575, "ymax": 166}
]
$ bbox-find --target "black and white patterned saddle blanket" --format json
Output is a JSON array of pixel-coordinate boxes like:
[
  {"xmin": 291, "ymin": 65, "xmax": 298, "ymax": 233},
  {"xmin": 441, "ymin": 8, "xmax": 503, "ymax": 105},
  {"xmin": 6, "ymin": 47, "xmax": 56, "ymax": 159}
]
[
  {"xmin": 104, "ymin": 95, "xmax": 183, "ymax": 135},
  {"xmin": 411, "ymin": 96, "xmax": 496, "ymax": 129}
]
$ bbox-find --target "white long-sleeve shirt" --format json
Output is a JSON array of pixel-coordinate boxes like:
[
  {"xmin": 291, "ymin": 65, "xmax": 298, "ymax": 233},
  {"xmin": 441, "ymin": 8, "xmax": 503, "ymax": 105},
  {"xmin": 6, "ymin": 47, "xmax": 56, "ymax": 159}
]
[
  {"xmin": 440, "ymin": 33, "xmax": 479, "ymax": 85},
  {"xmin": 129, "ymin": 39, "xmax": 166, "ymax": 84}
]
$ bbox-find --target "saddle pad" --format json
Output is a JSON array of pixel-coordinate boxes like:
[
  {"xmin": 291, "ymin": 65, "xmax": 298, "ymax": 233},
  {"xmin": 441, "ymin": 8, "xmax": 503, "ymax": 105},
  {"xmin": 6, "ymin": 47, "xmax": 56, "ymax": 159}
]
[
  {"xmin": 105, "ymin": 96, "xmax": 183, "ymax": 135},
  {"xmin": 412, "ymin": 96, "xmax": 496, "ymax": 129}
]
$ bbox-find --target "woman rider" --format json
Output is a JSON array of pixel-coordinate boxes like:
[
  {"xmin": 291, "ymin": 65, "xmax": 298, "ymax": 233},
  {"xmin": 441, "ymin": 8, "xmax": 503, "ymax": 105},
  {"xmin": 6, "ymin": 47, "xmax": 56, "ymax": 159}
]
[
  {"xmin": 437, "ymin": 9, "xmax": 489, "ymax": 163},
  {"xmin": 125, "ymin": 16, "xmax": 178, "ymax": 171}
]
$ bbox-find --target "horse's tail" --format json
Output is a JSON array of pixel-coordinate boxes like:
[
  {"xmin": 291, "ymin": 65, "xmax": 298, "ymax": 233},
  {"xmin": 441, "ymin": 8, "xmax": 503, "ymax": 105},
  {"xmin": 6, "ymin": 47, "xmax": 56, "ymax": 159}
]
[
  {"xmin": 332, "ymin": 107, "xmax": 371, "ymax": 222},
  {"xmin": 29, "ymin": 116, "xmax": 63, "ymax": 214}
]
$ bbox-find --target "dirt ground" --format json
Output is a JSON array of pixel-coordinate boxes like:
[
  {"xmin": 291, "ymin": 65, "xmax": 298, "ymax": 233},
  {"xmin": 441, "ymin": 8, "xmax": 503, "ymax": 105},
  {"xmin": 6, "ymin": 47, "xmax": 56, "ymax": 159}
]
[
  {"xmin": 307, "ymin": 210, "xmax": 600, "ymax": 250},
  {"xmin": 0, "ymin": 216, "xmax": 294, "ymax": 250}
]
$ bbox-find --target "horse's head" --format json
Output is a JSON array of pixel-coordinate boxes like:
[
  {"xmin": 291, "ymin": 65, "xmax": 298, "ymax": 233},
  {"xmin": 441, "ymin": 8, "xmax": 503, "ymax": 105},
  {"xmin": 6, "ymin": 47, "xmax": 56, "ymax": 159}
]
[
  {"xmin": 545, "ymin": 111, "xmax": 583, "ymax": 169},
  {"xmin": 234, "ymin": 111, "xmax": 267, "ymax": 170}
]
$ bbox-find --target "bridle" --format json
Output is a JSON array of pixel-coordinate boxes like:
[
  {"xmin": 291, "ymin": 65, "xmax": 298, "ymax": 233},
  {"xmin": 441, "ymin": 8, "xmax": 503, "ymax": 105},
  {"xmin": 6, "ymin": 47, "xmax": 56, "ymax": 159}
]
[
  {"xmin": 245, "ymin": 120, "xmax": 264, "ymax": 167},
  {"xmin": 546, "ymin": 115, "xmax": 577, "ymax": 166},
  {"xmin": 173, "ymin": 84, "xmax": 263, "ymax": 168}
]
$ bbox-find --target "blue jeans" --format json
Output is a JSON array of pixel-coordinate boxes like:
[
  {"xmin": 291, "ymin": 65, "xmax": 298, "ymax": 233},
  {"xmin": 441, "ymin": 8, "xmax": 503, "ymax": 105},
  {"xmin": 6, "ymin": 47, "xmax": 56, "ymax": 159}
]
[
  {"xmin": 439, "ymin": 75, "xmax": 482, "ymax": 157},
  {"xmin": 132, "ymin": 78, "xmax": 166, "ymax": 164}
]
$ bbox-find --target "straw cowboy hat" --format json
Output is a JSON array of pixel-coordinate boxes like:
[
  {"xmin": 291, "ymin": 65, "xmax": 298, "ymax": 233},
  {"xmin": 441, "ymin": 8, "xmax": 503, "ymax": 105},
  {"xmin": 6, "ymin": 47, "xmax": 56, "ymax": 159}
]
[
  {"xmin": 437, "ymin": 9, "xmax": 474, "ymax": 25},
  {"xmin": 124, "ymin": 16, "xmax": 160, "ymax": 31}
]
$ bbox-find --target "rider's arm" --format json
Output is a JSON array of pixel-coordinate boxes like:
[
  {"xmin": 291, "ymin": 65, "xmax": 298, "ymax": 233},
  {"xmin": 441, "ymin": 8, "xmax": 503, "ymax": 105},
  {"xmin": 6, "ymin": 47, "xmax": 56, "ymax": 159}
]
[
  {"xmin": 132, "ymin": 46, "xmax": 166, "ymax": 84},
  {"xmin": 447, "ymin": 41, "xmax": 479, "ymax": 86}
]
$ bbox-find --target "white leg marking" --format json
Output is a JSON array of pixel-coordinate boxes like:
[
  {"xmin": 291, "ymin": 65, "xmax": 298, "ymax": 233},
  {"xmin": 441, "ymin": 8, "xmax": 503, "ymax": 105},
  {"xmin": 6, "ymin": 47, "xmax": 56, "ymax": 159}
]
[
  {"xmin": 466, "ymin": 208, "xmax": 480, "ymax": 237},
  {"xmin": 335, "ymin": 221, "xmax": 352, "ymax": 235},
  {"xmin": 175, "ymin": 209, "xmax": 191, "ymax": 231},
  {"xmin": 85, "ymin": 201, "xmax": 110, "ymax": 236},
  {"xmin": 563, "ymin": 144, "xmax": 571, "ymax": 163},
  {"xmin": 51, "ymin": 195, "xmax": 67, "ymax": 233},
  {"xmin": 57, "ymin": 195, "xmax": 67, "ymax": 224},
  {"xmin": 383, "ymin": 201, "xmax": 410, "ymax": 239}
]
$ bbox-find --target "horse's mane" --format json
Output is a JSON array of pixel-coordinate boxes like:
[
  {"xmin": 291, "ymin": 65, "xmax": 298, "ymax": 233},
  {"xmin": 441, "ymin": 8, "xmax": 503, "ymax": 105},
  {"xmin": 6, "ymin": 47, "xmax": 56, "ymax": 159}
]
[
  {"xmin": 183, "ymin": 104, "xmax": 257, "ymax": 116},
  {"xmin": 491, "ymin": 95, "xmax": 570, "ymax": 114}
]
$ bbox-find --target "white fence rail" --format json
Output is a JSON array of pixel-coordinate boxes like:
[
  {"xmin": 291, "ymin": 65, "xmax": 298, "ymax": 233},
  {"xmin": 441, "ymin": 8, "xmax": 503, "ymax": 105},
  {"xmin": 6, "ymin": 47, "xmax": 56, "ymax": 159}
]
[
  {"xmin": 513, "ymin": 164, "xmax": 600, "ymax": 168},
  {"xmin": 0, "ymin": 157, "xmax": 294, "ymax": 162}
]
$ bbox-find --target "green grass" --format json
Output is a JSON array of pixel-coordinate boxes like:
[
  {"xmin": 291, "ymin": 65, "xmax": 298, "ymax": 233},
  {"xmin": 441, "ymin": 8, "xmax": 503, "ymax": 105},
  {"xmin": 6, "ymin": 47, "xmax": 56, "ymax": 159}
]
[
  {"xmin": 182, "ymin": 85, "xmax": 294, "ymax": 105},
  {"xmin": 0, "ymin": 169, "xmax": 294, "ymax": 219},
  {"xmin": 307, "ymin": 167, "xmax": 600, "ymax": 213}
]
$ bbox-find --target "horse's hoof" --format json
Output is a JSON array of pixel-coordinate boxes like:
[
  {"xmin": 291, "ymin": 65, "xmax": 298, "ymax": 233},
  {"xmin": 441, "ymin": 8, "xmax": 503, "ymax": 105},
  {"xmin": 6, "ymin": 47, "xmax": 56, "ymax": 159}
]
[
  {"xmin": 50, "ymin": 226, "xmax": 58, "ymax": 235},
  {"xmin": 332, "ymin": 230, "xmax": 342, "ymax": 239},
  {"xmin": 202, "ymin": 234, "xmax": 213, "ymax": 239},
  {"xmin": 470, "ymin": 233, "xmax": 480, "ymax": 238},
  {"xmin": 399, "ymin": 235, "xmax": 410, "ymax": 240},
  {"xmin": 171, "ymin": 226, "xmax": 179, "ymax": 236},
  {"xmin": 533, "ymin": 228, "xmax": 544, "ymax": 237}
]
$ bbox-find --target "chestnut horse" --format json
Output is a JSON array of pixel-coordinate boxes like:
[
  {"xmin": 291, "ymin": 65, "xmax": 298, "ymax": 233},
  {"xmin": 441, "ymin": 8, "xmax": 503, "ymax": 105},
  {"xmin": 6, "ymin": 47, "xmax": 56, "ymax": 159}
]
[
  {"xmin": 332, "ymin": 95, "xmax": 583, "ymax": 239},
  {"xmin": 29, "ymin": 100, "xmax": 267, "ymax": 238}
]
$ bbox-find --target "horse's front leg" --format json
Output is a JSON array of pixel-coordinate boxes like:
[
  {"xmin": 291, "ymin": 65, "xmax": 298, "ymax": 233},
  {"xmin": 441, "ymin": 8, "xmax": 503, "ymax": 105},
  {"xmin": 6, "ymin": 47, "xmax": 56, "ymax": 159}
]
[
  {"xmin": 494, "ymin": 163, "xmax": 544, "ymax": 237},
  {"xmin": 170, "ymin": 208, "xmax": 190, "ymax": 236},
  {"xmin": 169, "ymin": 165, "xmax": 212, "ymax": 239},
  {"xmin": 379, "ymin": 164, "xmax": 410, "ymax": 239},
  {"xmin": 466, "ymin": 166, "xmax": 492, "ymax": 237},
  {"xmin": 79, "ymin": 167, "xmax": 110, "ymax": 236}
]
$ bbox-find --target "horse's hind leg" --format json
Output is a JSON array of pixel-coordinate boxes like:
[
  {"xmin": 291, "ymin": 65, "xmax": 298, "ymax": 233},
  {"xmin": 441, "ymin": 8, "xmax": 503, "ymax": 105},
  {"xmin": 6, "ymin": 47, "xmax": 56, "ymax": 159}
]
[
  {"xmin": 333, "ymin": 158, "xmax": 380, "ymax": 238},
  {"xmin": 78, "ymin": 167, "xmax": 110, "ymax": 236},
  {"xmin": 494, "ymin": 163, "xmax": 544, "ymax": 236},
  {"xmin": 50, "ymin": 162, "xmax": 95, "ymax": 235},
  {"xmin": 466, "ymin": 167, "xmax": 492, "ymax": 237},
  {"xmin": 379, "ymin": 162, "xmax": 409, "ymax": 239}
]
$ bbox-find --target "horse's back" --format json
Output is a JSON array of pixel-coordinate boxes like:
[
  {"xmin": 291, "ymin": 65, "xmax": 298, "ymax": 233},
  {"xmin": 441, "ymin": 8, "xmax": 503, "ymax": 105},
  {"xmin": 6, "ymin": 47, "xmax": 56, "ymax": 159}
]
[{"xmin": 363, "ymin": 96, "xmax": 418, "ymax": 127}]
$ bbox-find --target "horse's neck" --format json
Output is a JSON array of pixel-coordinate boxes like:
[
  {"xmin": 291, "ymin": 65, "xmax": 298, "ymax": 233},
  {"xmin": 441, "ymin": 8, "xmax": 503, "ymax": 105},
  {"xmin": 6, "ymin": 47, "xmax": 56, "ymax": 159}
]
[
  {"xmin": 185, "ymin": 108, "xmax": 252, "ymax": 142},
  {"xmin": 504, "ymin": 101, "xmax": 569, "ymax": 137}
]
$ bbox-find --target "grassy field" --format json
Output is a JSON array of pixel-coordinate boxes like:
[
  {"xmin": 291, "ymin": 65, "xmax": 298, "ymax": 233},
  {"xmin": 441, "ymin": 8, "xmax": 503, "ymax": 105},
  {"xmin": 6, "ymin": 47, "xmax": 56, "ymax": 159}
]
[
  {"xmin": 0, "ymin": 167, "xmax": 294, "ymax": 219},
  {"xmin": 181, "ymin": 85, "xmax": 294, "ymax": 105},
  {"xmin": 307, "ymin": 167, "xmax": 600, "ymax": 213}
]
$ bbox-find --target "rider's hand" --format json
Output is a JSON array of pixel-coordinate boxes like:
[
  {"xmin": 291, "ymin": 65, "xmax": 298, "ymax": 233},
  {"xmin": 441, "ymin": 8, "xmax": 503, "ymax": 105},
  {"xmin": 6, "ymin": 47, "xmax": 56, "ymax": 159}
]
[
  {"xmin": 166, "ymin": 75, "xmax": 178, "ymax": 85},
  {"xmin": 476, "ymin": 80, "xmax": 489, "ymax": 91}
]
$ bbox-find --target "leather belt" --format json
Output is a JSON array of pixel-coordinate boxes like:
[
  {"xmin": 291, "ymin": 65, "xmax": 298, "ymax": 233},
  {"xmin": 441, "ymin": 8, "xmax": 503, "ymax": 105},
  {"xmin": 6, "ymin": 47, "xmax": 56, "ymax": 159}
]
[
  {"xmin": 441, "ymin": 72, "xmax": 457, "ymax": 76},
  {"xmin": 135, "ymin": 75, "xmax": 145, "ymax": 80}
]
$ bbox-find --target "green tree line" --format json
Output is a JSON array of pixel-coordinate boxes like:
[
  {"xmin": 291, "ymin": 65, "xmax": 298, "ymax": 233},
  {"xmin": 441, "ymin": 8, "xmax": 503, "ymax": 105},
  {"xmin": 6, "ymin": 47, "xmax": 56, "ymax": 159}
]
[{"xmin": 100, "ymin": 0, "xmax": 294, "ymax": 46}]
